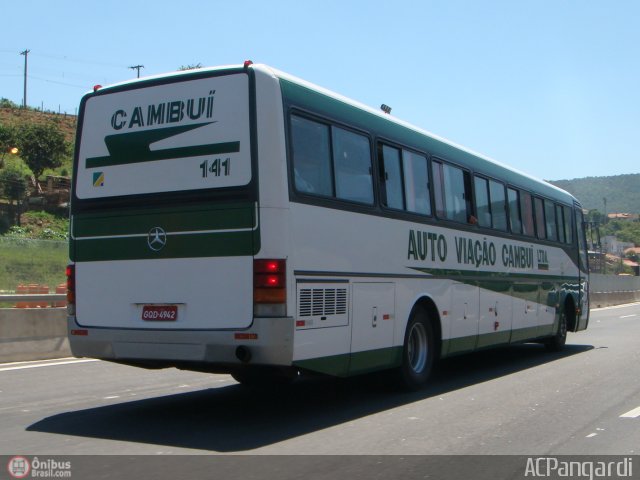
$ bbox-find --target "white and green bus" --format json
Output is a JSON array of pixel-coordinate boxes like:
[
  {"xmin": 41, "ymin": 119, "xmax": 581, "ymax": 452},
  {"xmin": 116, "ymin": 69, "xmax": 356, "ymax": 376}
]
[{"xmin": 67, "ymin": 62, "xmax": 589, "ymax": 389}]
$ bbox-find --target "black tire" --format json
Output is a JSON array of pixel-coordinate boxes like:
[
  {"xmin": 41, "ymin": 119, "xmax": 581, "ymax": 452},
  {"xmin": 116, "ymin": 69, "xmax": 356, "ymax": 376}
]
[
  {"xmin": 545, "ymin": 308, "xmax": 567, "ymax": 352},
  {"xmin": 397, "ymin": 306, "xmax": 435, "ymax": 391}
]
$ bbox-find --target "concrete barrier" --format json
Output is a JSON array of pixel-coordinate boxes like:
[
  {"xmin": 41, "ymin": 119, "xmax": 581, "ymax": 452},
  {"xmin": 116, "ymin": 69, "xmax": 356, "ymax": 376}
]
[
  {"xmin": 590, "ymin": 274, "xmax": 640, "ymax": 308},
  {"xmin": 0, "ymin": 308, "xmax": 70, "ymax": 363}
]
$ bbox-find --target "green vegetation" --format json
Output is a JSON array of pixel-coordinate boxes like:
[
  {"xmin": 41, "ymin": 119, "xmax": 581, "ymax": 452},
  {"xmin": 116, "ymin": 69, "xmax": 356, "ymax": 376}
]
[
  {"xmin": 16, "ymin": 122, "xmax": 69, "ymax": 180},
  {"xmin": 0, "ymin": 237, "xmax": 68, "ymax": 292},
  {"xmin": 0, "ymin": 107, "xmax": 72, "ymax": 294},
  {"xmin": 0, "ymin": 212, "xmax": 69, "ymax": 294},
  {"xmin": 0, "ymin": 165, "xmax": 28, "ymax": 226},
  {"xmin": 601, "ymin": 219, "xmax": 640, "ymax": 247},
  {"xmin": 5, "ymin": 211, "xmax": 69, "ymax": 240},
  {"xmin": 0, "ymin": 104, "xmax": 75, "ymax": 179},
  {"xmin": 550, "ymin": 174, "xmax": 640, "ymax": 214}
]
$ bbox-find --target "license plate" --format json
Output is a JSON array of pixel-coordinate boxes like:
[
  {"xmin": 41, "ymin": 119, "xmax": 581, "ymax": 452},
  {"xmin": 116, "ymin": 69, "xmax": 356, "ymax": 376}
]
[{"xmin": 141, "ymin": 305, "xmax": 178, "ymax": 321}]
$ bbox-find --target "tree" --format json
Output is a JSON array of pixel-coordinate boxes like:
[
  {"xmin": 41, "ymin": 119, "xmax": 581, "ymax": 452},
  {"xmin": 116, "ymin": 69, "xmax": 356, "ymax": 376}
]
[
  {"xmin": 0, "ymin": 97, "xmax": 19, "ymax": 109},
  {"xmin": 0, "ymin": 166, "xmax": 28, "ymax": 225},
  {"xmin": 0, "ymin": 124, "xmax": 18, "ymax": 167},
  {"xmin": 586, "ymin": 209, "xmax": 604, "ymax": 225},
  {"xmin": 16, "ymin": 122, "xmax": 69, "ymax": 182},
  {"xmin": 179, "ymin": 63, "xmax": 203, "ymax": 71}
]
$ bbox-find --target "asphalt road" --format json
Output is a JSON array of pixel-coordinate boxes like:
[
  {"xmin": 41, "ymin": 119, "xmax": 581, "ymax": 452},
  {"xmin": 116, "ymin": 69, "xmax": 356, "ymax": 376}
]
[{"xmin": 1, "ymin": 303, "xmax": 640, "ymax": 456}]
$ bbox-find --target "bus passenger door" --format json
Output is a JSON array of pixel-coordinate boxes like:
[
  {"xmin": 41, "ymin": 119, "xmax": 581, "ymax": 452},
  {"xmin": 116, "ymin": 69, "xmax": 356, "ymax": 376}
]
[
  {"xmin": 349, "ymin": 283, "xmax": 396, "ymax": 374},
  {"xmin": 447, "ymin": 283, "xmax": 479, "ymax": 354}
]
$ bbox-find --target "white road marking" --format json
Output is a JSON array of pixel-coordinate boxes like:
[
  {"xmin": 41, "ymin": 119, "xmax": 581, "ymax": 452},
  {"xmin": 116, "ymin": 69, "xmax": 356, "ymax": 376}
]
[
  {"xmin": 592, "ymin": 302, "xmax": 640, "ymax": 311},
  {"xmin": 586, "ymin": 433, "xmax": 597, "ymax": 438},
  {"xmin": 620, "ymin": 406, "xmax": 640, "ymax": 418},
  {"xmin": 0, "ymin": 357, "xmax": 78, "ymax": 367},
  {"xmin": 0, "ymin": 358, "xmax": 98, "ymax": 372},
  {"xmin": 620, "ymin": 314, "xmax": 637, "ymax": 319}
]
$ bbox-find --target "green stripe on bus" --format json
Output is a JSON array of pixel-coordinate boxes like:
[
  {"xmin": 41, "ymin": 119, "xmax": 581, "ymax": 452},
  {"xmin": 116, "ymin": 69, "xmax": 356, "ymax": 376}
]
[
  {"xmin": 72, "ymin": 230, "xmax": 258, "ymax": 262},
  {"xmin": 72, "ymin": 202, "xmax": 254, "ymax": 238},
  {"xmin": 295, "ymin": 326, "xmax": 556, "ymax": 376},
  {"xmin": 409, "ymin": 266, "xmax": 579, "ymax": 305},
  {"xmin": 442, "ymin": 325, "xmax": 554, "ymax": 356},
  {"xmin": 70, "ymin": 202, "xmax": 259, "ymax": 261},
  {"xmin": 85, "ymin": 122, "xmax": 240, "ymax": 168},
  {"xmin": 293, "ymin": 347, "xmax": 402, "ymax": 377},
  {"xmin": 409, "ymin": 266, "xmax": 579, "ymax": 283}
]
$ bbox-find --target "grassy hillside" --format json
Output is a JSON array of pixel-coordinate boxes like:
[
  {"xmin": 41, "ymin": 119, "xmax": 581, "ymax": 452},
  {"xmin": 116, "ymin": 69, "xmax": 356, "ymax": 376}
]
[
  {"xmin": 550, "ymin": 174, "xmax": 640, "ymax": 214},
  {"xmin": 0, "ymin": 104, "xmax": 76, "ymax": 177},
  {"xmin": 0, "ymin": 106, "xmax": 77, "ymax": 144}
]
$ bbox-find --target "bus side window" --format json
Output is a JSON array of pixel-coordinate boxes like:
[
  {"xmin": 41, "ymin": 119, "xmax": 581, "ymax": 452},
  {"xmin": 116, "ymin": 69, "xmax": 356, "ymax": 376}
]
[
  {"xmin": 534, "ymin": 197, "xmax": 546, "ymax": 239},
  {"xmin": 544, "ymin": 199, "xmax": 558, "ymax": 241},
  {"xmin": 332, "ymin": 126, "xmax": 374, "ymax": 205},
  {"xmin": 380, "ymin": 144, "xmax": 404, "ymax": 209},
  {"xmin": 507, "ymin": 187, "xmax": 522, "ymax": 234},
  {"xmin": 442, "ymin": 162, "xmax": 471, "ymax": 223},
  {"xmin": 489, "ymin": 180, "xmax": 507, "ymax": 231},
  {"xmin": 432, "ymin": 160, "xmax": 446, "ymax": 218},
  {"xmin": 556, "ymin": 204, "xmax": 566, "ymax": 243},
  {"xmin": 290, "ymin": 115, "xmax": 333, "ymax": 197},
  {"xmin": 403, "ymin": 150, "xmax": 431, "ymax": 215},
  {"xmin": 563, "ymin": 205, "xmax": 573, "ymax": 244},
  {"xmin": 576, "ymin": 208, "xmax": 588, "ymax": 271},
  {"xmin": 474, "ymin": 176, "xmax": 491, "ymax": 227},
  {"xmin": 521, "ymin": 191, "xmax": 535, "ymax": 237}
]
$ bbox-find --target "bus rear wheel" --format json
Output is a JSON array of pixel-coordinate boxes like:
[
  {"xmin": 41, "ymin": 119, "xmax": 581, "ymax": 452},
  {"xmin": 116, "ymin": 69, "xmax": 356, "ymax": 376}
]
[{"xmin": 397, "ymin": 306, "xmax": 435, "ymax": 391}]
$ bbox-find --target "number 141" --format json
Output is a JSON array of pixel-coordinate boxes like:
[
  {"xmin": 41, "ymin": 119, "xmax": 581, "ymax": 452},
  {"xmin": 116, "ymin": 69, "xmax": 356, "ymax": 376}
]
[{"xmin": 200, "ymin": 158, "xmax": 231, "ymax": 178}]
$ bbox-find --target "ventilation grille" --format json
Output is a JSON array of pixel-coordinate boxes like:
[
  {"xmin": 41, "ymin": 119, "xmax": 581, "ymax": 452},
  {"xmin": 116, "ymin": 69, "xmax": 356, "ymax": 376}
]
[{"xmin": 298, "ymin": 288, "xmax": 347, "ymax": 317}]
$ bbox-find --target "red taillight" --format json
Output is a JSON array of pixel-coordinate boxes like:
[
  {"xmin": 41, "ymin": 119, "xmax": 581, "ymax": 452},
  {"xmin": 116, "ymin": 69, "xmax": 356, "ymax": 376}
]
[
  {"xmin": 66, "ymin": 264, "xmax": 75, "ymax": 306},
  {"xmin": 254, "ymin": 259, "xmax": 286, "ymax": 316},
  {"xmin": 254, "ymin": 273, "xmax": 283, "ymax": 288}
]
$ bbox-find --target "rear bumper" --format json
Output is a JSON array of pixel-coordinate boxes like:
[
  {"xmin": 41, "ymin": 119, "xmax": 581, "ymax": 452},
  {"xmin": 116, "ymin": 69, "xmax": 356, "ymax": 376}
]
[{"xmin": 68, "ymin": 315, "xmax": 294, "ymax": 370}]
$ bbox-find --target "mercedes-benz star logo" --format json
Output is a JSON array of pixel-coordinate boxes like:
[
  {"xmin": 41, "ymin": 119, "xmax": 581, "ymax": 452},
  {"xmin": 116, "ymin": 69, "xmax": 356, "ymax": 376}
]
[{"xmin": 147, "ymin": 227, "xmax": 167, "ymax": 251}]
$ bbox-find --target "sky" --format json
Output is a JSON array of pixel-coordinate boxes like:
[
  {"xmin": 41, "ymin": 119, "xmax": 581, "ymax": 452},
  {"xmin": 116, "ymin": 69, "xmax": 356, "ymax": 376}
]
[{"xmin": 1, "ymin": 0, "xmax": 638, "ymax": 182}]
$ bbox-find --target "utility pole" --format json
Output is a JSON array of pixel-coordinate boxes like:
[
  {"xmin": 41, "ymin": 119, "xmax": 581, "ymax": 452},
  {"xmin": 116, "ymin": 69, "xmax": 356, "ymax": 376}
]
[
  {"xmin": 20, "ymin": 49, "xmax": 30, "ymax": 108},
  {"xmin": 129, "ymin": 65, "xmax": 144, "ymax": 78}
]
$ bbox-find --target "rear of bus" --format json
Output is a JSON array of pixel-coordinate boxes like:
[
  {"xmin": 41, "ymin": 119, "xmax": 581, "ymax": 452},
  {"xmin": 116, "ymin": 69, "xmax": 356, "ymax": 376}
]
[{"xmin": 67, "ymin": 64, "xmax": 294, "ymax": 373}]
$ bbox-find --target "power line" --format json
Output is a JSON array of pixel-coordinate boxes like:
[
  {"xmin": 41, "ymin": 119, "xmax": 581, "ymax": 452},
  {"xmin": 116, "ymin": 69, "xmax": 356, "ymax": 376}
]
[
  {"xmin": 28, "ymin": 75, "xmax": 88, "ymax": 89},
  {"xmin": 32, "ymin": 52, "xmax": 128, "ymax": 69},
  {"xmin": 0, "ymin": 49, "xmax": 128, "ymax": 70}
]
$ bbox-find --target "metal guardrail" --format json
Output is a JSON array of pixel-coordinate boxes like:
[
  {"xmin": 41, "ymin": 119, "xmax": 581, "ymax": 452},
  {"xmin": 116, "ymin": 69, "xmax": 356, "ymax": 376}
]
[
  {"xmin": 0, "ymin": 294, "xmax": 67, "ymax": 308},
  {"xmin": 0, "ymin": 294, "xmax": 66, "ymax": 302}
]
